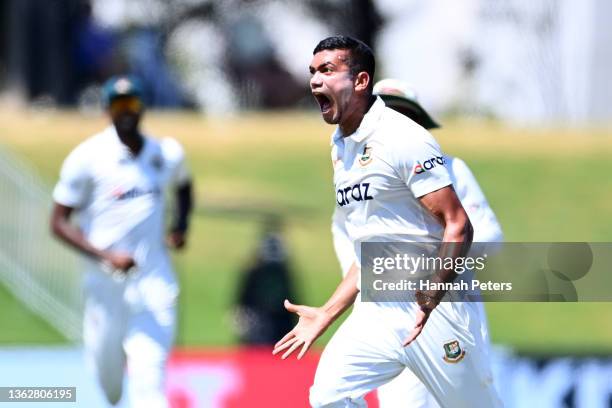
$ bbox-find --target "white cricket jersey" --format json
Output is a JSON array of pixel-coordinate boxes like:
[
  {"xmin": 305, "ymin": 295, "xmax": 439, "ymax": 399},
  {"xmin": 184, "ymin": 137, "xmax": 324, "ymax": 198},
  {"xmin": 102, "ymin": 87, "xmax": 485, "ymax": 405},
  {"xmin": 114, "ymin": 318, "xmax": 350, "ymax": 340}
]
[
  {"xmin": 331, "ymin": 97, "xmax": 452, "ymax": 269},
  {"xmin": 332, "ymin": 155, "xmax": 504, "ymax": 276},
  {"xmin": 53, "ymin": 126, "xmax": 190, "ymax": 272}
]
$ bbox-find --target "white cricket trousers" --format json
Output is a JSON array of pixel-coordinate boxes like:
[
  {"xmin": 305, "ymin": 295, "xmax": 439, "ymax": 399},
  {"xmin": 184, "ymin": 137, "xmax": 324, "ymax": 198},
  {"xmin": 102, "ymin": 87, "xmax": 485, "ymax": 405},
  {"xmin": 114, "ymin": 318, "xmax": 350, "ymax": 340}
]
[
  {"xmin": 83, "ymin": 265, "xmax": 177, "ymax": 408},
  {"xmin": 376, "ymin": 302, "xmax": 492, "ymax": 408},
  {"xmin": 309, "ymin": 301, "xmax": 502, "ymax": 408}
]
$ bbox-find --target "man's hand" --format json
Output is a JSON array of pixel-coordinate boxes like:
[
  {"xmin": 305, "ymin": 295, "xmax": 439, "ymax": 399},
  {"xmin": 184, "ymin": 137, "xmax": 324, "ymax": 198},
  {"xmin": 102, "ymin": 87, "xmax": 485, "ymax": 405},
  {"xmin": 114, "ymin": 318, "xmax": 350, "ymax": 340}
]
[
  {"xmin": 166, "ymin": 230, "xmax": 187, "ymax": 249},
  {"xmin": 403, "ymin": 290, "xmax": 439, "ymax": 346},
  {"xmin": 272, "ymin": 300, "xmax": 332, "ymax": 360},
  {"xmin": 102, "ymin": 251, "xmax": 136, "ymax": 273},
  {"xmin": 273, "ymin": 263, "xmax": 359, "ymax": 359}
]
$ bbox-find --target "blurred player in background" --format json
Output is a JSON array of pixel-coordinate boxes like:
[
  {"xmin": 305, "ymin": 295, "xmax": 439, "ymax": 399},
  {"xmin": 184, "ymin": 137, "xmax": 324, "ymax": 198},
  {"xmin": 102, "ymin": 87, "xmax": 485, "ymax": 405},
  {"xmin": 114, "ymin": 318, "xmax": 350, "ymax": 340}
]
[
  {"xmin": 330, "ymin": 78, "xmax": 504, "ymax": 407},
  {"xmin": 273, "ymin": 36, "xmax": 501, "ymax": 407},
  {"xmin": 50, "ymin": 76, "xmax": 193, "ymax": 408},
  {"xmin": 373, "ymin": 77, "xmax": 503, "ymax": 245}
]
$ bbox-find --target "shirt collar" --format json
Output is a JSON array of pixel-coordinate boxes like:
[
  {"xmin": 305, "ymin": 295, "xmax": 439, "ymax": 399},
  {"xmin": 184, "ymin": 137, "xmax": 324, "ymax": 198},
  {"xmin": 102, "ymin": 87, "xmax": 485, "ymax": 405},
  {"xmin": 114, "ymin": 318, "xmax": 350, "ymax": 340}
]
[
  {"xmin": 106, "ymin": 126, "xmax": 148, "ymax": 160},
  {"xmin": 329, "ymin": 97, "xmax": 385, "ymax": 146}
]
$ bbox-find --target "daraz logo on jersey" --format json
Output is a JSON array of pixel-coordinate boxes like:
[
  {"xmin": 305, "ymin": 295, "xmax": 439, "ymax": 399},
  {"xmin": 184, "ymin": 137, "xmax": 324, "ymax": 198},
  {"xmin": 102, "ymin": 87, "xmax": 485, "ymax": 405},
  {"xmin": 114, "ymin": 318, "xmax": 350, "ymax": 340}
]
[
  {"xmin": 337, "ymin": 182, "xmax": 374, "ymax": 207},
  {"xmin": 414, "ymin": 156, "xmax": 445, "ymax": 175},
  {"xmin": 111, "ymin": 186, "xmax": 161, "ymax": 200}
]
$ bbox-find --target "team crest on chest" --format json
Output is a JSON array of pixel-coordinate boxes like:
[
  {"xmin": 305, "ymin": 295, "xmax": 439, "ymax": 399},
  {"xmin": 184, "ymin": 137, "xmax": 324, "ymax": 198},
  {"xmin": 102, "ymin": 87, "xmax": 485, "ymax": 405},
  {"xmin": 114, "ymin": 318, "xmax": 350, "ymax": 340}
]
[
  {"xmin": 358, "ymin": 145, "xmax": 373, "ymax": 166},
  {"xmin": 442, "ymin": 340, "xmax": 465, "ymax": 363}
]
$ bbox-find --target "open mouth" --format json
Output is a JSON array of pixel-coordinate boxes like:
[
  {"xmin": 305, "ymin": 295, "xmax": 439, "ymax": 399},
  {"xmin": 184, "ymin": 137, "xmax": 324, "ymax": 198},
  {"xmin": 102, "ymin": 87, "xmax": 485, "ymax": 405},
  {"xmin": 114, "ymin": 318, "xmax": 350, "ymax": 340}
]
[{"xmin": 313, "ymin": 93, "xmax": 332, "ymax": 113}]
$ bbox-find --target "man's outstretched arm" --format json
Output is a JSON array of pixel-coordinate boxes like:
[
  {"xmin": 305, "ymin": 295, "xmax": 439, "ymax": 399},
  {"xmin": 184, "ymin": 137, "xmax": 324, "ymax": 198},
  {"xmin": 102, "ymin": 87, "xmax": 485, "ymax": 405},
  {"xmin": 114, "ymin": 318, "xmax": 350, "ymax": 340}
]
[{"xmin": 273, "ymin": 262, "xmax": 360, "ymax": 360}]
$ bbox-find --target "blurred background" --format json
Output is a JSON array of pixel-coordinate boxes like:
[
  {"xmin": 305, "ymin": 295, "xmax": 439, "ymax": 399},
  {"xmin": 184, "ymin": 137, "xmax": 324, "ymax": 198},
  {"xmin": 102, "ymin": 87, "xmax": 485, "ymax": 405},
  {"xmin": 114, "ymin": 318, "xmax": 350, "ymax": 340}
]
[{"xmin": 1, "ymin": 0, "xmax": 612, "ymax": 407}]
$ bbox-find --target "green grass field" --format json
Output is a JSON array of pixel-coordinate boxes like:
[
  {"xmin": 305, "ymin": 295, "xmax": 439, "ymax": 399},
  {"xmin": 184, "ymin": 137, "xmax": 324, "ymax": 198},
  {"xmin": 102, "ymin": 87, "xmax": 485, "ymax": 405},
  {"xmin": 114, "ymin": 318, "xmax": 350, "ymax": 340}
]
[{"xmin": 1, "ymin": 109, "xmax": 612, "ymax": 353}]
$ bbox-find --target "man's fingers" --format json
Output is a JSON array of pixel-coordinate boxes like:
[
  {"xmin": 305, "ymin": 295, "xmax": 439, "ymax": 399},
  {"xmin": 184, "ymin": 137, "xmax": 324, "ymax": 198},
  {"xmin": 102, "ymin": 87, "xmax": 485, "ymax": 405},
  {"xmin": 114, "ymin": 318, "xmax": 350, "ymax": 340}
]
[
  {"xmin": 402, "ymin": 310, "xmax": 430, "ymax": 347},
  {"xmin": 272, "ymin": 336, "xmax": 299, "ymax": 355},
  {"xmin": 297, "ymin": 341, "xmax": 311, "ymax": 360},
  {"xmin": 284, "ymin": 299, "xmax": 300, "ymax": 313},
  {"xmin": 274, "ymin": 330, "xmax": 295, "ymax": 349},
  {"xmin": 282, "ymin": 338, "xmax": 304, "ymax": 359},
  {"xmin": 402, "ymin": 325, "xmax": 423, "ymax": 347},
  {"xmin": 414, "ymin": 310, "xmax": 427, "ymax": 326}
]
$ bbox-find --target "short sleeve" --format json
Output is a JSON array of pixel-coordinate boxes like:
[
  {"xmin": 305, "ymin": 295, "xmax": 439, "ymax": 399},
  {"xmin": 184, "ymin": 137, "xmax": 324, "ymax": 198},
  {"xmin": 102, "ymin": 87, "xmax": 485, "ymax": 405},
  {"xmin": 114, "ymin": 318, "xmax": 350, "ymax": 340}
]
[
  {"xmin": 395, "ymin": 130, "xmax": 452, "ymax": 198},
  {"xmin": 52, "ymin": 145, "xmax": 92, "ymax": 208},
  {"xmin": 161, "ymin": 138, "xmax": 191, "ymax": 186}
]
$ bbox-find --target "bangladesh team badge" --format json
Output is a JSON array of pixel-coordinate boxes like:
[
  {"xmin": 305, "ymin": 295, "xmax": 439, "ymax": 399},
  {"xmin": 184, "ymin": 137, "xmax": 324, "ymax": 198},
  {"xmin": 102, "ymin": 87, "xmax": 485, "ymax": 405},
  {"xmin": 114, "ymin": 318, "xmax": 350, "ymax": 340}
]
[
  {"xmin": 359, "ymin": 146, "xmax": 373, "ymax": 166},
  {"xmin": 442, "ymin": 340, "xmax": 465, "ymax": 363}
]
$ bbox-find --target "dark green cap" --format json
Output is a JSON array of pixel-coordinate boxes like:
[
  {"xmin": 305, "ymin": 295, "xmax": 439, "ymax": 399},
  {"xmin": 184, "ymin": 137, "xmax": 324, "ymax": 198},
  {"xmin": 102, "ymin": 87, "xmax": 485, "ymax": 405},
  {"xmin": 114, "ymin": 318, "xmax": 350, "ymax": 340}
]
[{"xmin": 102, "ymin": 75, "xmax": 143, "ymax": 107}]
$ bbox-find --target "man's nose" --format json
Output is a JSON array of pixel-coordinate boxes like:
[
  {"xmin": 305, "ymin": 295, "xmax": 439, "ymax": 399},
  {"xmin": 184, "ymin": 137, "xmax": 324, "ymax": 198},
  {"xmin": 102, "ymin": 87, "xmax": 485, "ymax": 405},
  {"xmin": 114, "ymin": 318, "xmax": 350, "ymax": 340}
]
[{"xmin": 310, "ymin": 72, "xmax": 322, "ymax": 89}]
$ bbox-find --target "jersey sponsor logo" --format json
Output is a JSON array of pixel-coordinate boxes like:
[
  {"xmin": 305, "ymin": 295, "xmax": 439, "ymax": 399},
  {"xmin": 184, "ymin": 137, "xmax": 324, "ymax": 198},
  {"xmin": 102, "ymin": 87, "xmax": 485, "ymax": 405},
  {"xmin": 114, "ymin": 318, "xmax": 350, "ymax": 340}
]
[
  {"xmin": 111, "ymin": 186, "xmax": 161, "ymax": 201},
  {"xmin": 414, "ymin": 156, "xmax": 445, "ymax": 174},
  {"xmin": 336, "ymin": 182, "xmax": 374, "ymax": 207},
  {"xmin": 442, "ymin": 339, "xmax": 465, "ymax": 363},
  {"xmin": 358, "ymin": 146, "xmax": 373, "ymax": 166}
]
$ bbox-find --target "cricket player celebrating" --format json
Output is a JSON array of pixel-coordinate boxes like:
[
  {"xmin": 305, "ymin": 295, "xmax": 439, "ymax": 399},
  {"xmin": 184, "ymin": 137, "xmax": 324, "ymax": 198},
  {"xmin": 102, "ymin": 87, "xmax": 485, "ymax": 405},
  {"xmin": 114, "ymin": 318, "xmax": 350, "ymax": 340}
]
[
  {"xmin": 272, "ymin": 36, "xmax": 502, "ymax": 407},
  {"xmin": 50, "ymin": 76, "xmax": 193, "ymax": 408},
  {"xmin": 333, "ymin": 78, "xmax": 504, "ymax": 407}
]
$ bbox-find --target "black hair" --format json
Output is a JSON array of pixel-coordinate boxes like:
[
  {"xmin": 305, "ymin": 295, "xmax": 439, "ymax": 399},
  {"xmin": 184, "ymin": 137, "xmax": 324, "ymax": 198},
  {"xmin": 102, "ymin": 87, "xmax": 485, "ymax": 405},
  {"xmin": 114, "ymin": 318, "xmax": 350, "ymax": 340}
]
[{"xmin": 313, "ymin": 36, "xmax": 375, "ymax": 93}]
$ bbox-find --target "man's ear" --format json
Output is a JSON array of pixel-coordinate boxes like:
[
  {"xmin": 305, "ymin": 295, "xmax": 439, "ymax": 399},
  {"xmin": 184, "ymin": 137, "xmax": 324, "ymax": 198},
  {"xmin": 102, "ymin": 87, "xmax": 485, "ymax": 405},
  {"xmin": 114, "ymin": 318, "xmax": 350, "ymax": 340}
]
[{"xmin": 354, "ymin": 71, "xmax": 371, "ymax": 92}]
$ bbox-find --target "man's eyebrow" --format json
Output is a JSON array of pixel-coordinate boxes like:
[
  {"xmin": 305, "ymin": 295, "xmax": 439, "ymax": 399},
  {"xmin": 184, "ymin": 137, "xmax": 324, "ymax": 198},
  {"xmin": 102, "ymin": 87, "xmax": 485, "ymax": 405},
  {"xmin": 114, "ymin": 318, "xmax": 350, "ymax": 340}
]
[{"xmin": 310, "ymin": 61, "xmax": 336, "ymax": 72}]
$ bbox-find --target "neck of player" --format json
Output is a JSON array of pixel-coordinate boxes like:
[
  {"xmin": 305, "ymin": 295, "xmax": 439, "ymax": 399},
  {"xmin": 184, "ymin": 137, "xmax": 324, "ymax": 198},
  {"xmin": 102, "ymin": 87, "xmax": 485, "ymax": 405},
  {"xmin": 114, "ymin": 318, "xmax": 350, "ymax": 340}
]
[
  {"xmin": 340, "ymin": 95, "xmax": 376, "ymax": 137},
  {"xmin": 117, "ymin": 128, "xmax": 144, "ymax": 156}
]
